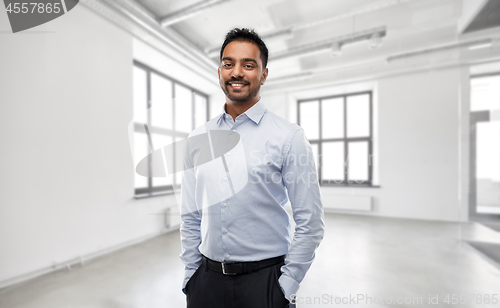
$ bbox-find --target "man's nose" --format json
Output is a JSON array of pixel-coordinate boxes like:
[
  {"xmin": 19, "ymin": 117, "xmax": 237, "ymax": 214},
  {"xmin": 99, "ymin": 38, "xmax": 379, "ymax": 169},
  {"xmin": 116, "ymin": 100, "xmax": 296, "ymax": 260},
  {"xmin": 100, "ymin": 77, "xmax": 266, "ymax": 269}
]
[{"xmin": 231, "ymin": 64, "xmax": 244, "ymax": 79}]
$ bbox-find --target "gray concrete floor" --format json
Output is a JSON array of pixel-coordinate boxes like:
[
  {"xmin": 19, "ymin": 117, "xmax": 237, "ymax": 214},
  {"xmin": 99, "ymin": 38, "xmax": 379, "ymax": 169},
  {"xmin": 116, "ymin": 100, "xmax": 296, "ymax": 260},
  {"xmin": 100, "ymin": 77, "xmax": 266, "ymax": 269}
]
[{"xmin": 1, "ymin": 213, "xmax": 500, "ymax": 308}]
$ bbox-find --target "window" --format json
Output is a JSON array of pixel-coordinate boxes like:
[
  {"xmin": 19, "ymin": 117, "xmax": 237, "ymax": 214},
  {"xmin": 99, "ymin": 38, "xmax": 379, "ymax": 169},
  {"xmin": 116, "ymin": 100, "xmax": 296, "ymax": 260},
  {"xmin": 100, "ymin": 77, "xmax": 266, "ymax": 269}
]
[
  {"xmin": 298, "ymin": 91, "xmax": 373, "ymax": 186},
  {"xmin": 132, "ymin": 60, "xmax": 209, "ymax": 197}
]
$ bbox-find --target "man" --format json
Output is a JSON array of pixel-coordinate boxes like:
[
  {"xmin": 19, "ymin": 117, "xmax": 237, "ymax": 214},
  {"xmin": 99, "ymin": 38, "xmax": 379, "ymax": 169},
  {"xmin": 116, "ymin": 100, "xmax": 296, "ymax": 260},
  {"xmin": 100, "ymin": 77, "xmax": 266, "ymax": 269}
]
[{"xmin": 180, "ymin": 28, "xmax": 324, "ymax": 308}]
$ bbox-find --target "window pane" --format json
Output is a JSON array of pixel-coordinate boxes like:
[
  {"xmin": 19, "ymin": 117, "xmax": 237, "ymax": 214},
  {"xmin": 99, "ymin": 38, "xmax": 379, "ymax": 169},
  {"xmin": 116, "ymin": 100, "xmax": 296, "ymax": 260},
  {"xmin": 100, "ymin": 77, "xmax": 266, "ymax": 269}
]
[
  {"xmin": 471, "ymin": 76, "xmax": 500, "ymax": 111},
  {"xmin": 322, "ymin": 98, "xmax": 343, "ymax": 139},
  {"xmin": 322, "ymin": 142, "xmax": 344, "ymax": 182},
  {"xmin": 151, "ymin": 133, "xmax": 173, "ymax": 187},
  {"xmin": 194, "ymin": 94, "xmax": 207, "ymax": 128},
  {"xmin": 133, "ymin": 132, "xmax": 149, "ymax": 188},
  {"xmin": 151, "ymin": 73, "xmax": 173, "ymax": 130},
  {"xmin": 348, "ymin": 141, "xmax": 369, "ymax": 182},
  {"xmin": 175, "ymin": 136, "xmax": 184, "ymax": 185},
  {"xmin": 299, "ymin": 101, "xmax": 319, "ymax": 140},
  {"xmin": 133, "ymin": 67, "xmax": 147, "ymax": 124},
  {"xmin": 347, "ymin": 94, "xmax": 370, "ymax": 138},
  {"xmin": 175, "ymin": 84, "xmax": 193, "ymax": 133},
  {"xmin": 311, "ymin": 143, "xmax": 319, "ymax": 174},
  {"xmin": 476, "ymin": 122, "xmax": 500, "ymax": 214}
]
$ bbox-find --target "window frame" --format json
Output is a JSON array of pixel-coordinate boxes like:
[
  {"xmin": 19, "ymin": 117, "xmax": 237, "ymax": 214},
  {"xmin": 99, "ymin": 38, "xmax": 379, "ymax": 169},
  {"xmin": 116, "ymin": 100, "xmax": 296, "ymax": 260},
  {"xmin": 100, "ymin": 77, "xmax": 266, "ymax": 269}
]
[
  {"xmin": 133, "ymin": 60, "xmax": 209, "ymax": 197},
  {"xmin": 297, "ymin": 91, "xmax": 374, "ymax": 187}
]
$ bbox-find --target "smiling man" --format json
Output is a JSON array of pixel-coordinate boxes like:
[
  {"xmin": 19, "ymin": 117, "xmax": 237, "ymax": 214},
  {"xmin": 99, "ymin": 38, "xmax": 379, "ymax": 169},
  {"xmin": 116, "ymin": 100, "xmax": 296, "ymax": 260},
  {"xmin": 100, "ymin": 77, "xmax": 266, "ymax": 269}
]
[{"xmin": 180, "ymin": 28, "xmax": 324, "ymax": 308}]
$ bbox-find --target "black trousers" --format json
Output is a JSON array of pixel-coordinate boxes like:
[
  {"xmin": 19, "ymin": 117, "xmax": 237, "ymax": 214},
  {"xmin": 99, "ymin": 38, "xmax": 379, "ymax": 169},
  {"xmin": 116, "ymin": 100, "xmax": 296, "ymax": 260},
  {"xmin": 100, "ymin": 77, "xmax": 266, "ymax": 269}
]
[{"xmin": 186, "ymin": 261, "xmax": 293, "ymax": 308}]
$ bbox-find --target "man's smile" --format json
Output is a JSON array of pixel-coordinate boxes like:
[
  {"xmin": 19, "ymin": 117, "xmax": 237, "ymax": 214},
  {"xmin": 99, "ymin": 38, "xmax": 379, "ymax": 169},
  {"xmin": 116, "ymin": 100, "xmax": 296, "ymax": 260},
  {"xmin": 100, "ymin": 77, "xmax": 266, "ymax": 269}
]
[{"xmin": 227, "ymin": 81, "xmax": 249, "ymax": 90}]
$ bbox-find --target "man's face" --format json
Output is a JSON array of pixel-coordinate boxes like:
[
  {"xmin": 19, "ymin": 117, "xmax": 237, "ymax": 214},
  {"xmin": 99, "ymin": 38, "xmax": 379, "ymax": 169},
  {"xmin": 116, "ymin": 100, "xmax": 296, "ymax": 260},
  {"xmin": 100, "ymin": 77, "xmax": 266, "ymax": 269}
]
[{"xmin": 218, "ymin": 41, "xmax": 268, "ymax": 104}]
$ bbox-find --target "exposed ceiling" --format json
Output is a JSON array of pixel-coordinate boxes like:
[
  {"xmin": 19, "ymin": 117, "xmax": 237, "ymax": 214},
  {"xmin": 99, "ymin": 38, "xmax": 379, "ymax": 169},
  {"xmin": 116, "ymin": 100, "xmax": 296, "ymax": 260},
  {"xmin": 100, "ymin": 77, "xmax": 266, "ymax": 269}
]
[
  {"xmin": 464, "ymin": 0, "xmax": 500, "ymax": 33},
  {"xmin": 85, "ymin": 0, "xmax": 500, "ymax": 91}
]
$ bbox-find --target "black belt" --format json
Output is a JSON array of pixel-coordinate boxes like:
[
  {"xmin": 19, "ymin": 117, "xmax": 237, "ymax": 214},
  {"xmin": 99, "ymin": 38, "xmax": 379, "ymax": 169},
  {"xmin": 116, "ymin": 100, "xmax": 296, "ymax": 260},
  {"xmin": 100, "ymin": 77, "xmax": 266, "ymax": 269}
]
[{"xmin": 202, "ymin": 255, "xmax": 285, "ymax": 275}]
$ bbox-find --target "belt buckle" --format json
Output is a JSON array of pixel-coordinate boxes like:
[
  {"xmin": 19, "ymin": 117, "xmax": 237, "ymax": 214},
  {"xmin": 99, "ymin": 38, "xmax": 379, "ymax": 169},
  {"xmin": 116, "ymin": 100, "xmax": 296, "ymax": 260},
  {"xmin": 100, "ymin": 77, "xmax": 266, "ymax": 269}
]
[{"xmin": 221, "ymin": 262, "xmax": 236, "ymax": 275}]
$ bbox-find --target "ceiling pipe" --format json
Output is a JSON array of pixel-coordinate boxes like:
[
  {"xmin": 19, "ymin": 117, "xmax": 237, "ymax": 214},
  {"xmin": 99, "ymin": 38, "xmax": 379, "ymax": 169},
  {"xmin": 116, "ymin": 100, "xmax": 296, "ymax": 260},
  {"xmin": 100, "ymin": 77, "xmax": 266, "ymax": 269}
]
[
  {"xmin": 100, "ymin": 0, "xmax": 218, "ymax": 71},
  {"xmin": 265, "ymin": 72, "xmax": 313, "ymax": 85},
  {"xmin": 160, "ymin": 0, "xmax": 236, "ymax": 27},
  {"xmin": 386, "ymin": 38, "xmax": 493, "ymax": 62},
  {"xmin": 270, "ymin": 27, "xmax": 386, "ymax": 61}
]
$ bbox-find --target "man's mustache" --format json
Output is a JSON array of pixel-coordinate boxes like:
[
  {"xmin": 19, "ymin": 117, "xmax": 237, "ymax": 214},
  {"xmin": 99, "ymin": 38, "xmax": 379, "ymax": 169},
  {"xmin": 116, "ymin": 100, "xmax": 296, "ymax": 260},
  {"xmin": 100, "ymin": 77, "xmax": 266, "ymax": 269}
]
[{"xmin": 226, "ymin": 78, "xmax": 249, "ymax": 85}]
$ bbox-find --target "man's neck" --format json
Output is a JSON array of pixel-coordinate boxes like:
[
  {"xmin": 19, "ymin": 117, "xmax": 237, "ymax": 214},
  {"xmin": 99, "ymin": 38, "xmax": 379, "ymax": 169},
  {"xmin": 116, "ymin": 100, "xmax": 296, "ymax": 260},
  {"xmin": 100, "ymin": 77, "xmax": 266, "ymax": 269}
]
[{"xmin": 225, "ymin": 97, "xmax": 260, "ymax": 121}]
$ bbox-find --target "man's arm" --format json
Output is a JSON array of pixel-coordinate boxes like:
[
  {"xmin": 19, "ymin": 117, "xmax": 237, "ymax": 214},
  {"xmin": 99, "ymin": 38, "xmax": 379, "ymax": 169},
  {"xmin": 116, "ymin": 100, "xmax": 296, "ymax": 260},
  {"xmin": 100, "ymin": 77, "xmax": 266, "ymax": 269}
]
[
  {"xmin": 179, "ymin": 164, "xmax": 202, "ymax": 293},
  {"xmin": 279, "ymin": 127, "xmax": 325, "ymax": 301}
]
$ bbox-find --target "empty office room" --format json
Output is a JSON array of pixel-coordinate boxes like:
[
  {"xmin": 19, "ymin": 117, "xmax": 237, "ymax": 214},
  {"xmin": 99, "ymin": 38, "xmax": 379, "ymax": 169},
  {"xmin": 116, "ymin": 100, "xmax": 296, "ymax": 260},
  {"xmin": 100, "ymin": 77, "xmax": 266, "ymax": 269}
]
[{"xmin": 1, "ymin": 0, "xmax": 500, "ymax": 307}]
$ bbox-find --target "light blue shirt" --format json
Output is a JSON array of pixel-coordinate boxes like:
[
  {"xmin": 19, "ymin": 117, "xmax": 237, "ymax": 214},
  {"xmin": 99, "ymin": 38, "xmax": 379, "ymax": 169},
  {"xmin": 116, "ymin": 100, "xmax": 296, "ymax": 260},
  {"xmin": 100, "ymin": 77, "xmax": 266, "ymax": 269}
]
[{"xmin": 179, "ymin": 99, "xmax": 325, "ymax": 301}]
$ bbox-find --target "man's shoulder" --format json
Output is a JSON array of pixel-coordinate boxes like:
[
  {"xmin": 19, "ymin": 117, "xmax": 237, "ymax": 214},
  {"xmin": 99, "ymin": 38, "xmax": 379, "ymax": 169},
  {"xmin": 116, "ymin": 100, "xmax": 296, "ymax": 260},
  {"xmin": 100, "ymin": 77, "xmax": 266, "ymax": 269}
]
[{"xmin": 263, "ymin": 109, "xmax": 301, "ymax": 135}]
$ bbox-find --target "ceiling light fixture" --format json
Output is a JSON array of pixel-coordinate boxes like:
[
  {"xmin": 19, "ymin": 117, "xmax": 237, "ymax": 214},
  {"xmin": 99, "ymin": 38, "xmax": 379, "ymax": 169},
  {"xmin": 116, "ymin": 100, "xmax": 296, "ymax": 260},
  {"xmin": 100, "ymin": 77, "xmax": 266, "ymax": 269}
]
[
  {"xmin": 330, "ymin": 42, "xmax": 342, "ymax": 57},
  {"xmin": 468, "ymin": 42, "xmax": 493, "ymax": 50},
  {"xmin": 369, "ymin": 32, "xmax": 383, "ymax": 49}
]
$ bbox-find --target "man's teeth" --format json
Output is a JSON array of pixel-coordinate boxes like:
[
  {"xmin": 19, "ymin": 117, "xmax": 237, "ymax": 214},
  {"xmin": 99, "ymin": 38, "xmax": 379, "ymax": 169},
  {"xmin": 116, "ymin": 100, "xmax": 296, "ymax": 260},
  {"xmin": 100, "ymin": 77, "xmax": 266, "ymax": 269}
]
[{"xmin": 231, "ymin": 84, "xmax": 245, "ymax": 86}]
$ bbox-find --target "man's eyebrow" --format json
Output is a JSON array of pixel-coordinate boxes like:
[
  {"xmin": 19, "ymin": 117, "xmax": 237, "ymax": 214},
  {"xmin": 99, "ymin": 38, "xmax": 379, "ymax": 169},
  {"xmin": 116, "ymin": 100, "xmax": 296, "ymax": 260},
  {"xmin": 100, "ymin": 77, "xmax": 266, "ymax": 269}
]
[
  {"xmin": 221, "ymin": 57, "xmax": 258, "ymax": 65},
  {"xmin": 242, "ymin": 58, "xmax": 258, "ymax": 65}
]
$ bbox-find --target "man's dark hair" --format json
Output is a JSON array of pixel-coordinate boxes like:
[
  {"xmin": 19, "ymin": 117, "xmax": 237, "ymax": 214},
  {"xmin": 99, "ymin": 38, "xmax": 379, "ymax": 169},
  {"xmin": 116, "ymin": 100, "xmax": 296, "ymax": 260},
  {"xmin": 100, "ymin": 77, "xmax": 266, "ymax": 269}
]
[{"xmin": 220, "ymin": 28, "xmax": 269, "ymax": 68}]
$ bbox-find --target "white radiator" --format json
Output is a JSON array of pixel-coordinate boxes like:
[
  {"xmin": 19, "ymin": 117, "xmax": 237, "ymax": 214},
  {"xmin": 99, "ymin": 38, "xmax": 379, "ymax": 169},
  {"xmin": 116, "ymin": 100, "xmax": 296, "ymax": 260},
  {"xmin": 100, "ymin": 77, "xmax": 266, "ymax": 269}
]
[{"xmin": 322, "ymin": 194, "xmax": 372, "ymax": 211}]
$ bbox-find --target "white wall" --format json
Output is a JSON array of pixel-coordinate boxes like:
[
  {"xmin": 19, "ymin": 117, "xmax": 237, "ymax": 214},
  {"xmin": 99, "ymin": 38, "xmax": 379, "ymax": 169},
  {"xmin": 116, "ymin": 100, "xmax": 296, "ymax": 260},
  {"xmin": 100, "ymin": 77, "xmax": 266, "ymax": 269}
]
[
  {"xmin": 0, "ymin": 5, "xmax": 179, "ymax": 287},
  {"xmin": 370, "ymin": 67, "xmax": 462, "ymax": 221},
  {"xmin": 263, "ymin": 68, "xmax": 465, "ymax": 222}
]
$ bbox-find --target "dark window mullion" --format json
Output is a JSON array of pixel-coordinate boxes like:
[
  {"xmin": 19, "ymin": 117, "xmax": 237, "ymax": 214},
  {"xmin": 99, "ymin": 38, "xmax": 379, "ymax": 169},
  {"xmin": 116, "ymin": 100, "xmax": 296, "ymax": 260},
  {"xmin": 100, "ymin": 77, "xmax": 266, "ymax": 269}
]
[
  {"xmin": 192, "ymin": 90, "xmax": 196, "ymax": 131},
  {"xmin": 369, "ymin": 92, "xmax": 373, "ymax": 185},
  {"xmin": 318, "ymin": 99, "xmax": 322, "ymax": 183},
  {"xmin": 206, "ymin": 96, "xmax": 210, "ymax": 122},
  {"xmin": 147, "ymin": 70, "xmax": 153, "ymax": 192},
  {"xmin": 320, "ymin": 136, "xmax": 370, "ymax": 142},
  {"xmin": 343, "ymin": 95, "xmax": 348, "ymax": 184},
  {"xmin": 172, "ymin": 82, "xmax": 176, "ymax": 186}
]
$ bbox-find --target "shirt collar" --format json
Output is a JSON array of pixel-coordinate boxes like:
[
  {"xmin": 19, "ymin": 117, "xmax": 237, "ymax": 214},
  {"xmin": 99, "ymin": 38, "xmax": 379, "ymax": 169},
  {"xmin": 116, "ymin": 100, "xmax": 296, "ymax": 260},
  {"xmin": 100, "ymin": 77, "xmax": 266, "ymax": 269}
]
[{"xmin": 217, "ymin": 99, "xmax": 267, "ymax": 125}]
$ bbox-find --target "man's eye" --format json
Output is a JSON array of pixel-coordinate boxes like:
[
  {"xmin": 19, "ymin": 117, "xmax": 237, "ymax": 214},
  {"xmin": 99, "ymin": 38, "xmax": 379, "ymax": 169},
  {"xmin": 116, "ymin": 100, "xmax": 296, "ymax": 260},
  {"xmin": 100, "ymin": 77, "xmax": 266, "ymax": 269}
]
[
  {"xmin": 223, "ymin": 63, "xmax": 232, "ymax": 67},
  {"xmin": 245, "ymin": 65, "xmax": 254, "ymax": 68}
]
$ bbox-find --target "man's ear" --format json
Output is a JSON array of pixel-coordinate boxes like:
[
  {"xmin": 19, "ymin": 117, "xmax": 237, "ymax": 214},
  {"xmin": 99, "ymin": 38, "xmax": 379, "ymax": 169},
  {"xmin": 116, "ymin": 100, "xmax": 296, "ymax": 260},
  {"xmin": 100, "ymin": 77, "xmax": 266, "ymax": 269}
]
[
  {"xmin": 261, "ymin": 68, "xmax": 269, "ymax": 85},
  {"xmin": 218, "ymin": 67, "xmax": 221, "ymax": 79}
]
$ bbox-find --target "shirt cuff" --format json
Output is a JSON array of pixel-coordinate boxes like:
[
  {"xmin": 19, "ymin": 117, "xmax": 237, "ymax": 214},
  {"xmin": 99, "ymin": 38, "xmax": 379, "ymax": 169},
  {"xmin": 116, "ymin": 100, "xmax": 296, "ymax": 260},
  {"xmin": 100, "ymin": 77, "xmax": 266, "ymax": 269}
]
[{"xmin": 278, "ymin": 273, "xmax": 300, "ymax": 302}]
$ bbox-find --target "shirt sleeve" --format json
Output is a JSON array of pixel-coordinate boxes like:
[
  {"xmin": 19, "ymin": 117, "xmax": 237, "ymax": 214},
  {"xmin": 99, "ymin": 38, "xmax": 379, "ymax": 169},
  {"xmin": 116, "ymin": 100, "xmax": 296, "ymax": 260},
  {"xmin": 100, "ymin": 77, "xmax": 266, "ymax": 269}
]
[
  {"xmin": 179, "ymin": 153, "xmax": 202, "ymax": 292},
  {"xmin": 278, "ymin": 127, "xmax": 325, "ymax": 301}
]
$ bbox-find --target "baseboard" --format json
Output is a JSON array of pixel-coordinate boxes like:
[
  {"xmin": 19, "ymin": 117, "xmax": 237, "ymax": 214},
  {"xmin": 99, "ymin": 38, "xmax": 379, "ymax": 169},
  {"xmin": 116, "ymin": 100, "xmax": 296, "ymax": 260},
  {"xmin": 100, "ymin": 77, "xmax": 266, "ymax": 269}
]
[{"xmin": 0, "ymin": 224, "xmax": 180, "ymax": 291}]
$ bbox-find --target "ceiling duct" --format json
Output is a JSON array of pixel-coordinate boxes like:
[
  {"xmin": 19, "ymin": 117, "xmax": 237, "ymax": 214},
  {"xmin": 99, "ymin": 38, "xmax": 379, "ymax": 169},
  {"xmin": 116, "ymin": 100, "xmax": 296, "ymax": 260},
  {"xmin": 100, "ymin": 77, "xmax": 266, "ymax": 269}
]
[{"xmin": 160, "ymin": 0, "xmax": 236, "ymax": 27}]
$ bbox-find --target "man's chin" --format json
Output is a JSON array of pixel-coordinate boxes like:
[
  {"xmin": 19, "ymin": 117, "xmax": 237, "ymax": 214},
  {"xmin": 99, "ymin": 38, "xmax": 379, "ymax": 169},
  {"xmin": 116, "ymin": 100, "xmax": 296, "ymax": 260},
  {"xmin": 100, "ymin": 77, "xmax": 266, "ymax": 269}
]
[
  {"xmin": 228, "ymin": 96, "xmax": 251, "ymax": 103},
  {"xmin": 226, "ymin": 91, "xmax": 251, "ymax": 102}
]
